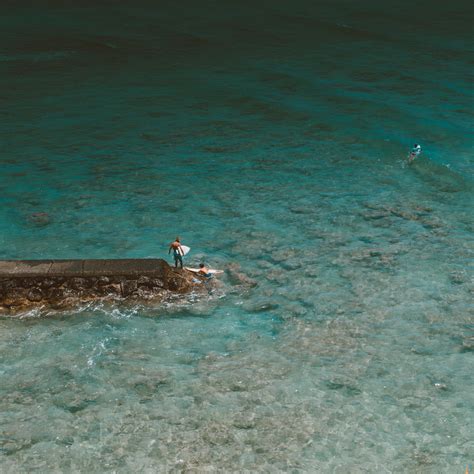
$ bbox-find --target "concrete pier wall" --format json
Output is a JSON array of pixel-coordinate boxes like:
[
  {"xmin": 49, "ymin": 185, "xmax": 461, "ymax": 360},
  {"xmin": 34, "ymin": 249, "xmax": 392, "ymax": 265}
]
[{"xmin": 0, "ymin": 259, "xmax": 194, "ymax": 311}]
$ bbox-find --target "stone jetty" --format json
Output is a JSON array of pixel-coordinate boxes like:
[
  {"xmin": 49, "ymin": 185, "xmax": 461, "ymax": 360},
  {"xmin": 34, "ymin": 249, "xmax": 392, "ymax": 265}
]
[{"xmin": 0, "ymin": 259, "xmax": 195, "ymax": 312}]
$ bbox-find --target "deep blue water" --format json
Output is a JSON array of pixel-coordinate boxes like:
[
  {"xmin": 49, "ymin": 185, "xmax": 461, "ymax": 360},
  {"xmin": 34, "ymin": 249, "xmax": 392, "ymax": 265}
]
[{"xmin": 1, "ymin": 1, "xmax": 473, "ymax": 471}]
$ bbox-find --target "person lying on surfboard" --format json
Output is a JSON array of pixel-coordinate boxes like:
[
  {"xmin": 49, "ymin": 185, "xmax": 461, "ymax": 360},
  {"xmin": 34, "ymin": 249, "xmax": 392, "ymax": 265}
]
[
  {"xmin": 168, "ymin": 237, "xmax": 184, "ymax": 268},
  {"xmin": 198, "ymin": 263, "xmax": 212, "ymax": 278}
]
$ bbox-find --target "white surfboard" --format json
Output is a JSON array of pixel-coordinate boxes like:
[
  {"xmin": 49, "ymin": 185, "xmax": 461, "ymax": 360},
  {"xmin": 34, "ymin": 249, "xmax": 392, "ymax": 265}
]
[
  {"xmin": 181, "ymin": 245, "xmax": 191, "ymax": 256},
  {"xmin": 185, "ymin": 267, "xmax": 224, "ymax": 275}
]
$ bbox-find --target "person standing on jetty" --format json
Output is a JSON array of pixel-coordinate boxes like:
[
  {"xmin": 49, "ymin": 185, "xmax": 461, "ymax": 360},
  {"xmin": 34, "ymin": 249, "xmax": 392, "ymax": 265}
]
[{"xmin": 169, "ymin": 237, "xmax": 184, "ymax": 268}]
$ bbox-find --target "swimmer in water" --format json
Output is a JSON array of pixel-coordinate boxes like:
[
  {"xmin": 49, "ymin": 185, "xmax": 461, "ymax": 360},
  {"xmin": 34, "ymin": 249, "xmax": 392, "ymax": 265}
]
[{"xmin": 408, "ymin": 144, "xmax": 422, "ymax": 162}]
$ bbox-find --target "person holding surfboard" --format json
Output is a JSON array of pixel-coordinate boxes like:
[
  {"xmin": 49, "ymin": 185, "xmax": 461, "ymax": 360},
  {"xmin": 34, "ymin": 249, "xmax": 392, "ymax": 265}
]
[{"xmin": 169, "ymin": 237, "xmax": 185, "ymax": 268}]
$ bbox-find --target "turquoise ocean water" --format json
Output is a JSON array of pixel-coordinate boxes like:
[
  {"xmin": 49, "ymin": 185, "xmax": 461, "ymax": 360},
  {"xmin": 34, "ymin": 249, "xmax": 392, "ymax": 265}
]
[{"xmin": 1, "ymin": 1, "xmax": 473, "ymax": 471}]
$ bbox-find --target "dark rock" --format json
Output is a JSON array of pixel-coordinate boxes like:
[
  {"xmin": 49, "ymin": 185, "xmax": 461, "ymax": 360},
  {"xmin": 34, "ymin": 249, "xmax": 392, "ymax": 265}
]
[
  {"xmin": 226, "ymin": 264, "xmax": 257, "ymax": 287},
  {"xmin": 121, "ymin": 280, "xmax": 138, "ymax": 297},
  {"xmin": 166, "ymin": 277, "xmax": 180, "ymax": 292},
  {"xmin": 151, "ymin": 278, "xmax": 164, "ymax": 288},
  {"xmin": 55, "ymin": 436, "xmax": 74, "ymax": 447},
  {"xmin": 29, "ymin": 212, "xmax": 51, "ymax": 226},
  {"xmin": 449, "ymin": 271, "xmax": 467, "ymax": 285},
  {"xmin": 3, "ymin": 289, "xmax": 28, "ymax": 307},
  {"xmin": 0, "ymin": 279, "xmax": 16, "ymax": 290},
  {"xmin": 70, "ymin": 277, "xmax": 89, "ymax": 290},
  {"xmin": 246, "ymin": 302, "xmax": 279, "ymax": 313},
  {"xmin": 326, "ymin": 379, "xmax": 362, "ymax": 395},
  {"xmin": 39, "ymin": 278, "xmax": 56, "ymax": 288},
  {"xmin": 97, "ymin": 276, "xmax": 110, "ymax": 286},
  {"xmin": 27, "ymin": 288, "xmax": 43, "ymax": 302},
  {"xmin": 137, "ymin": 276, "xmax": 154, "ymax": 288},
  {"xmin": 47, "ymin": 287, "xmax": 65, "ymax": 300},
  {"xmin": 460, "ymin": 338, "xmax": 474, "ymax": 353},
  {"xmin": 98, "ymin": 283, "xmax": 122, "ymax": 296}
]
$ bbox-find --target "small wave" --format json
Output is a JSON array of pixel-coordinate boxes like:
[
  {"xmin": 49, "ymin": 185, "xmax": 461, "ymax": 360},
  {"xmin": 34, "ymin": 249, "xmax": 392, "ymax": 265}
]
[
  {"xmin": 0, "ymin": 51, "xmax": 73, "ymax": 62},
  {"xmin": 84, "ymin": 337, "xmax": 110, "ymax": 368},
  {"xmin": 411, "ymin": 156, "xmax": 470, "ymax": 193},
  {"xmin": 0, "ymin": 286, "xmax": 227, "ymax": 321}
]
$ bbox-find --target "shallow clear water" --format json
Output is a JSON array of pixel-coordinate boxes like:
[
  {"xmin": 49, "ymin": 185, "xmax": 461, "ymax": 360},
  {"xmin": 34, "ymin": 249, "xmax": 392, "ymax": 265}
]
[{"xmin": 1, "ymin": 1, "xmax": 473, "ymax": 471}]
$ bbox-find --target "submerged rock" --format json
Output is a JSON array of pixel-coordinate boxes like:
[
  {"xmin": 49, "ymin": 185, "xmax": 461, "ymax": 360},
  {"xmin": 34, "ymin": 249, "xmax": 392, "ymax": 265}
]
[
  {"xmin": 245, "ymin": 302, "xmax": 279, "ymax": 313},
  {"xmin": 28, "ymin": 212, "xmax": 51, "ymax": 226},
  {"xmin": 226, "ymin": 263, "xmax": 257, "ymax": 288}
]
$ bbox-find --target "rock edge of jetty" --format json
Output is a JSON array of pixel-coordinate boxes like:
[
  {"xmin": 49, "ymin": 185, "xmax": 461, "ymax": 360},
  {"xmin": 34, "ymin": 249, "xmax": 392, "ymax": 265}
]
[{"xmin": 0, "ymin": 259, "xmax": 195, "ymax": 312}]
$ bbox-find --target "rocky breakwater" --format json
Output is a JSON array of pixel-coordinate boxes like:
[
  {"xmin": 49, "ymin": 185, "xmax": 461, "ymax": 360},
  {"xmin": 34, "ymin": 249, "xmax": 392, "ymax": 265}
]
[{"xmin": 0, "ymin": 259, "xmax": 196, "ymax": 312}]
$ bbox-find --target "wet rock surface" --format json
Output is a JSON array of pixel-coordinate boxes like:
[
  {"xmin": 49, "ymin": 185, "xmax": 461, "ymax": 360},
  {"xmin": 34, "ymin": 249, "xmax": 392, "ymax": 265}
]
[{"xmin": 0, "ymin": 259, "xmax": 196, "ymax": 312}]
